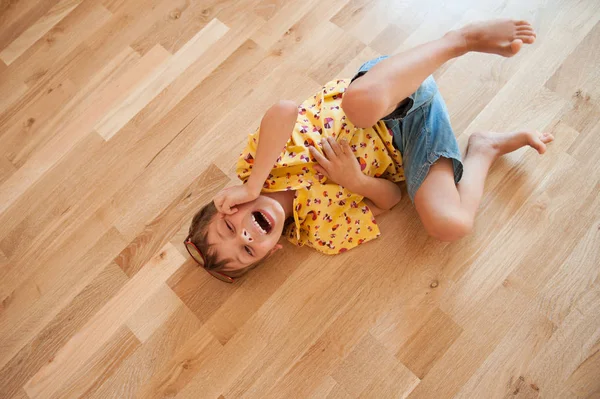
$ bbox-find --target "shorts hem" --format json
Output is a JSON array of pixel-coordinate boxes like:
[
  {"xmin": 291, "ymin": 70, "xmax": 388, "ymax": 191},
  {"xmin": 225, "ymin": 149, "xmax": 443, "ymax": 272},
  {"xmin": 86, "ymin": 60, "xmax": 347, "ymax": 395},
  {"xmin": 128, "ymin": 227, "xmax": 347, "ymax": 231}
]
[{"xmin": 408, "ymin": 152, "xmax": 464, "ymax": 202}]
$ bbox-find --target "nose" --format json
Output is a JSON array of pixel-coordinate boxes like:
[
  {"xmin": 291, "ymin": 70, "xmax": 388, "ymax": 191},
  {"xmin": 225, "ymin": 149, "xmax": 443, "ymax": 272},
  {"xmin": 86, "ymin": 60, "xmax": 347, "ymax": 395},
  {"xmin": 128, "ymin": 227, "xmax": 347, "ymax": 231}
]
[{"xmin": 241, "ymin": 228, "xmax": 253, "ymax": 243}]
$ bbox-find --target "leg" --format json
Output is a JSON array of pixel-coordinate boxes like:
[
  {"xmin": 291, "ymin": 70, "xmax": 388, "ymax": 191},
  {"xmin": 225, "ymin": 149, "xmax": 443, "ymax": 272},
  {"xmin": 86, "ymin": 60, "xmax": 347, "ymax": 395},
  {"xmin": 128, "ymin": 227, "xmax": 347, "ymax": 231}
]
[
  {"xmin": 414, "ymin": 131, "xmax": 554, "ymax": 242},
  {"xmin": 342, "ymin": 19, "xmax": 537, "ymax": 128}
]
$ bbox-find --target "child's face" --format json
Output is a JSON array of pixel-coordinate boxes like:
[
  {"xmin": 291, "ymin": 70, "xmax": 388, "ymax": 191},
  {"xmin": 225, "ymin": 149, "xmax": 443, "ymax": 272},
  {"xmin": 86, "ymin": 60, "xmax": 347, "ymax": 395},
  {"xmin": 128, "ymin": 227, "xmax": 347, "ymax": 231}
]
[{"xmin": 205, "ymin": 195, "xmax": 285, "ymax": 271}]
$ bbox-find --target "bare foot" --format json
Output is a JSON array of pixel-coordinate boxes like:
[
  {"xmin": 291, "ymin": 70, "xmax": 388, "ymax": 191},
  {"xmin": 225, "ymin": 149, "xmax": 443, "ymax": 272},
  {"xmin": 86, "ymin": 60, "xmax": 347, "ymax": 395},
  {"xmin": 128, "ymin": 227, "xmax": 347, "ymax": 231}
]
[
  {"xmin": 467, "ymin": 130, "xmax": 554, "ymax": 160},
  {"xmin": 450, "ymin": 19, "xmax": 537, "ymax": 57}
]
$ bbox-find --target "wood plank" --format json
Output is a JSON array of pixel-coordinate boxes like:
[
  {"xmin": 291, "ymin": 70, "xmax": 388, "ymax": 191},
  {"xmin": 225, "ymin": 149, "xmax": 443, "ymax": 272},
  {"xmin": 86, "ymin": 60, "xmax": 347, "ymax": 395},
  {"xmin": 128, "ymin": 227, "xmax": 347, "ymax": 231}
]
[
  {"xmin": 0, "ymin": 76, "xmax": 28, "ymax": 116},
  {"xmin": 23, "ymin": 243, "xmax": 185, "ymax": 398},
  {"xmin": 0, "ymin": 0, "xmax": 176, "ymax": 136},
  {"xmin": 135, "ymin": 326, "xmax": 223, "ymax": 399},
  {"xmin": 0, "ymin": 44, "xmax": 137, "ymax": 152},
  {"xmin": 0, "ymin": 78, "xmax": 78, "ymax": 170},
  {"xmin": 182, "ymin": 238, "xmax": 309, "ymax": 347},
  {"xmin": 326, "ymin": 384, "xmax": 353, "ymax": 399},
  {"xmin": 125, "ymin": 284, "xmax": 181, "ymax": 342},
  {"xmin": 0, "ymin": 0, "xmax": 58, "ymax": 52},
  {"xmin": 0, "ymin": 44, "xmax": 165, "ymax": 231},
  {"xmin": 105, "ymin": 39, "xmax": 273, "ymax": 240},
  {"xmin": 130, "ymin": 0, "xmax": 217, "ymax": 55},
  {"xmin": 95, "ymin": 18, "xmax": 229, "ymax": 140},
  {"xmin": 0, "ymin": 134, "xmax": 108, "ymax": 302},
  {"xmin": 545, "ymin": 21, "xmax": 600, "ymax": 102},
  {"xmin": 0, "ymin": 0, "xmax": 599, "ymax": 397},
  {"xmin": 49, "ymin": 325, "xmax": 141, "ymax": 399},
  {"xmin": 0, "ymin": 0, "xmax": 83, "ymax": 65},
  {"xmin": 407, "ymin": 282, "xmax": 532, "ymax": 398},
  {"xmin": 86, "ymin": 303, "xmax": 204, "ymax": 399},
  {"xmin": 534, "ymin": 219, "xmax": 600, "ymax": 325},
  {"xmin": 331, "ymin": 333, "xmax": 419, "ymax": 397},
  {"xmin": 396, "ymin": 308, "xmax": 463, "ymax": 379},
  {"xmin": 439, "ymin": 120, "xmax": 579, "ymax": 285},
  {"xmin": 558, "ymin": 342, "xmax": 600, "ymax": 398},
  {"xmin": 0, "ymin": 155, "xmax": 16, "ymax": 186},
  {"xmin": 0, "ymin": 262, "xmax": 128, "ymax": 399},
  {"xmin": 9, "ymin": 389, "xmax": 30, "ymax": 399},
  {"xmin": 453, "ymin": 307, "xmax": 555, "ymax": 398},
  {"xmin": 114, "ymin": 164, "xmax": 228, "ymax": 277},
  {"xmin": 0, "ymin": 227, "xmax": 127, "ymax": 371},
  {"xmin": 250, "ymin": 0, "xmax": 321, "ymax": 49},
  {"xmin": 4, "ymin": 1, "xmax": 112, "ymax": 87},
  {"xmin": 464, "ymin": 0, "xmax": 600, "ymax": 134},
  {"xmin": 439, "ymin": 151, "xmax": 596, "ymax": 327},
  {"xmin": 526, "ymin": 285, "xmax": 600, "ymax": 397}
]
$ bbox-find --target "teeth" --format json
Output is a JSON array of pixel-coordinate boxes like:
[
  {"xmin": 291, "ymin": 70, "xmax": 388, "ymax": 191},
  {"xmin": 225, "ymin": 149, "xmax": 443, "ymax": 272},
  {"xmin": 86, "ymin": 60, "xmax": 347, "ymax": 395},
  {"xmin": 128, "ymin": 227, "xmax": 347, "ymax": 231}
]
[
  {"xmin": 252, "ymin": 213, "xmax": 267, "ymax": 234},
  {"xmin": 260, "ymin": 212, "xmax": 271, "ymax": 228}
]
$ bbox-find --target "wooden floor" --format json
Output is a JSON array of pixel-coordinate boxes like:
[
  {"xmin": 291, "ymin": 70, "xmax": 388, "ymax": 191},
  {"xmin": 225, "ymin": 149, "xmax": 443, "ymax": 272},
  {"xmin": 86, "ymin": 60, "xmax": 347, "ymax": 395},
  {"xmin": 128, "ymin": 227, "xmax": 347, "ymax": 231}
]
[{"xmin": 0, "ymin": 0, "xmax": 599, "ymax": 398}]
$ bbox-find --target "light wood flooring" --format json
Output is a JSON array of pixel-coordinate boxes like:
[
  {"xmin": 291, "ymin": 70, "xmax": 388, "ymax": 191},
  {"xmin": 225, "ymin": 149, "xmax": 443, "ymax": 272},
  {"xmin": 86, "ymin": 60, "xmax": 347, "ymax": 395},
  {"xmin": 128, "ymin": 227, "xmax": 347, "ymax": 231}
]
[{"xmin": 0, "ymin": 0, "xmax": 599, "ymax": 398}]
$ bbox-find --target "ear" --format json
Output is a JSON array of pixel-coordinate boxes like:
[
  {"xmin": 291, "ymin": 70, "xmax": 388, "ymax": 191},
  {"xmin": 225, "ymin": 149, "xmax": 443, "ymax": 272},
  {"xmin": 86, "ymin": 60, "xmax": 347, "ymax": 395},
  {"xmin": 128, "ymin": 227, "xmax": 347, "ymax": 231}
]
[{"xmin": 266, "ymin": 244, "xmax": 283, "ymax": 258}]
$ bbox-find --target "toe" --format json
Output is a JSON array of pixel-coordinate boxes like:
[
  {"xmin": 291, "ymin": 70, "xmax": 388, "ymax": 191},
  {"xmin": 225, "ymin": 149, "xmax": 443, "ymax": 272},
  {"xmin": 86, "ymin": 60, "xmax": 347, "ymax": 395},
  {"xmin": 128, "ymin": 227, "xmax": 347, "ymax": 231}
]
[
  {"xmin": 517, "ymin": 34, "xmax": 536, "ymax": 44},
  {"xmin": 510, "ymin": 39, "xmax": 523, "ymax": 55},
  {"xmin": 516, "ymin": 27, "xmax": 536, "ymax": 37},
  {"xmin": 517, "ymin": 25, "xmax": 535, "ymax": 32},
  {"xmin": 515, "ymin": 20, "xmax": 531, "ymax": 27},
  {"xmin": 540, "ymin": 132, "xmax": 555, "ymax": 144},
  {"xmin": 528, "ymin": 132, "xmax": 547, "ymax": 154}
]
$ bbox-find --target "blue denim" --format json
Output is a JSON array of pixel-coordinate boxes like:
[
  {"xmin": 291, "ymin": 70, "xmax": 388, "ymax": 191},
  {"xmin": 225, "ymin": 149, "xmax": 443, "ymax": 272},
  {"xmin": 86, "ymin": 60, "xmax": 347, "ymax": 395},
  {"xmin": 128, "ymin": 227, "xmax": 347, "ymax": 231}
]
[{"xmin": 352, "ymin": 56, "xmax": 464, "ymax": 202}]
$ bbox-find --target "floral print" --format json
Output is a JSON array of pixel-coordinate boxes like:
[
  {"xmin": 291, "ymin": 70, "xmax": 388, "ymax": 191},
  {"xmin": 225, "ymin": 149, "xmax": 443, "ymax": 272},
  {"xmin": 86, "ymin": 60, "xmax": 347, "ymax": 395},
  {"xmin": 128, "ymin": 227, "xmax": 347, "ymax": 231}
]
[{"xmin": 236, "ymin": 79, "xmax": 405, "ymax": 255}]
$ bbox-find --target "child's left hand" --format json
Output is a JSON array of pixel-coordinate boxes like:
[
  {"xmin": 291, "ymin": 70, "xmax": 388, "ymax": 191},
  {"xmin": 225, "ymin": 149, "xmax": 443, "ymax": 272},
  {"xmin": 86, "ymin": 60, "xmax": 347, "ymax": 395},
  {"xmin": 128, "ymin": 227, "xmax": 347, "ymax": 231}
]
[{"xmin": 309, "ymin": 137, "xmax": 363, "ymax": 191}]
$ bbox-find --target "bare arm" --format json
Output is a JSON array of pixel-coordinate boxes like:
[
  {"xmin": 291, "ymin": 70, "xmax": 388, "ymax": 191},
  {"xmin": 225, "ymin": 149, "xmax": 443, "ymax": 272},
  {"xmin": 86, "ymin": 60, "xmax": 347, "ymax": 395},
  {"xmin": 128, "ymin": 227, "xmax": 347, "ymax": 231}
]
[
  {"xmin": 347, "ymin": 175, "xmax": 402, "ymax": 212},
  {"xmin": 309, "ymin": 137, "xmax": 402, "ymax": 213},
  {"xmin": 363, "ymin": 198, "xmax": 388, "ymax": 217},
  {"xmin": 213, "ymin": 100, "xmax": 297, "ymax": 214},
  {"xmin": 246, "ymin": 100, "xmax": 298, "ymax": 193}
]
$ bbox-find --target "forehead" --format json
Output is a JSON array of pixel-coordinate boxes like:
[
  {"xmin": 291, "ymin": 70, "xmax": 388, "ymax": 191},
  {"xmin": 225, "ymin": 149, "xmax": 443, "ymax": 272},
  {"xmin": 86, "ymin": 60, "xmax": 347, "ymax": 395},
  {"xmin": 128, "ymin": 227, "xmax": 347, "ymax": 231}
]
[{"xmin": 205, "ymin": 217, "xmax": 245, "ymax": 271}]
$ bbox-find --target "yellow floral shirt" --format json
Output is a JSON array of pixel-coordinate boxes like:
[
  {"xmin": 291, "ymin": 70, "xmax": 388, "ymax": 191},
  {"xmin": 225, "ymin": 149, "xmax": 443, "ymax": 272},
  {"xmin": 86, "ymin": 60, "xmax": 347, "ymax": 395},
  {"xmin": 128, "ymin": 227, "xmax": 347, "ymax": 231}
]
[{"xmin": 236, "ymin": 79, "xmax": 405, "ymax": 254}]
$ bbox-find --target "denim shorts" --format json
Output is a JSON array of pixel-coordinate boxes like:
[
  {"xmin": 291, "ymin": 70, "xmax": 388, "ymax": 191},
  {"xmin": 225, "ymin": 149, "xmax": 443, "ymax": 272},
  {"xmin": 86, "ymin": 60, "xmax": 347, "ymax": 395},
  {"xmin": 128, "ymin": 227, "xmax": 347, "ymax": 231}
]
[{"xmin": 351, "ymin": 55, "xmax": 464, "ymax": 201}]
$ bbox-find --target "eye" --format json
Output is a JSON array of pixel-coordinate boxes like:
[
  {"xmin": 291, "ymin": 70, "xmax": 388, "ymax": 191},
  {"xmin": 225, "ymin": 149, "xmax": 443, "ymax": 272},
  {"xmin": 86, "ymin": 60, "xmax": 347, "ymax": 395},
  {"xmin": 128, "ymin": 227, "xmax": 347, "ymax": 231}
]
[
  {"xmin": 226, "ymin": 221, "xmax": 234, "ymax": 232},
  {"xmin": 244, "ymin": 246, "xmax": 253, "ymax": 256}
]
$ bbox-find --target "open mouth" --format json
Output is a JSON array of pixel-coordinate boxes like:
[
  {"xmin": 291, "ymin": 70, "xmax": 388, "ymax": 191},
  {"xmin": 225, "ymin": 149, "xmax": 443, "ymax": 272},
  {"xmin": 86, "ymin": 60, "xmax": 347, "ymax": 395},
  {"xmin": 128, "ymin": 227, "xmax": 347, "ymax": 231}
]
[{"xmin": 251, "ymin": 211, "xmax": 273, "ymax": 234}]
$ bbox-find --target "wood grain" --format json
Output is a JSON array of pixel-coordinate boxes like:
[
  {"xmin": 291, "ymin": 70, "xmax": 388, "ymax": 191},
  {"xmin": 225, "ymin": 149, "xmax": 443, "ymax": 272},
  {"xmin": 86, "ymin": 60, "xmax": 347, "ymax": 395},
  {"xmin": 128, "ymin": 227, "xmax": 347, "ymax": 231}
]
[{"xmin": 0, "ymin": 0, "xmax": 599, "ymax": 398}]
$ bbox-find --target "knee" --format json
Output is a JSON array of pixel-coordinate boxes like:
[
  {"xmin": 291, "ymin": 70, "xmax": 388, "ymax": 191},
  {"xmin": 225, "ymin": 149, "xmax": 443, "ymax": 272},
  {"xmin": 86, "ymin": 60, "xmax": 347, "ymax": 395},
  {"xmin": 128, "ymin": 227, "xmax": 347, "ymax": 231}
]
[
  {"xmin": 424, "ymin": 211, "xmax": 473, "ymax": 242},
  {"xmin": 342, "ymin": 82, "xmax": 388, "ymax": 128}
]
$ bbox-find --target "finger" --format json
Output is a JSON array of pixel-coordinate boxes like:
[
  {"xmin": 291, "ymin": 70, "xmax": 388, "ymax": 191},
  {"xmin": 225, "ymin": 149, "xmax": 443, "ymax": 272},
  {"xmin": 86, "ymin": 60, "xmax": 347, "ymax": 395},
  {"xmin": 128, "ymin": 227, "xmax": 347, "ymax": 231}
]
[
  {"xmin": 327, "ymin": 136, "xmax": 342, "ymax": 156},
  {"xmin": 313, "ymin": 164, "xmax": 328, "ymax": 175},
  {"xmin": 309, "ymin": 145, "xmax": 330, "ymax": 167},
  {"xmin": 340, "ymin": 139, "xmax": 349, "ymax": 155},
  {"xmin": 213, "ymin": 195, "xmax": 224, "ymax": 211},
  {"xmin": 221, "ymin": 198, "xmax": 236, "ymax": 215},
  {"xmin": 321, "ymin": 138, "xmax": 335, "ymax": 159}
]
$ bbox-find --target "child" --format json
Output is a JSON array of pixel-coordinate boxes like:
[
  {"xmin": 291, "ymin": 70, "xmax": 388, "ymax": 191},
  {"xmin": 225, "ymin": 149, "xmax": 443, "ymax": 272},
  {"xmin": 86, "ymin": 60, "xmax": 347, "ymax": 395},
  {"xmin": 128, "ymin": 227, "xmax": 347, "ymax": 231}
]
[{"xmin": 184, "ymin": 19, "xmax": 552, "ymax": 282}]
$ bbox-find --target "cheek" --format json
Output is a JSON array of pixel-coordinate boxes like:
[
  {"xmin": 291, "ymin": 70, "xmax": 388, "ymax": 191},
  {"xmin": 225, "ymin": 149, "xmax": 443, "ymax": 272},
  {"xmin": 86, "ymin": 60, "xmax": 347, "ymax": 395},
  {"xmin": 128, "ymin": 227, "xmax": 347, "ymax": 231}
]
[{"xmin": 255, "ymin": 236, "xmax": 278, "ymax": 255}]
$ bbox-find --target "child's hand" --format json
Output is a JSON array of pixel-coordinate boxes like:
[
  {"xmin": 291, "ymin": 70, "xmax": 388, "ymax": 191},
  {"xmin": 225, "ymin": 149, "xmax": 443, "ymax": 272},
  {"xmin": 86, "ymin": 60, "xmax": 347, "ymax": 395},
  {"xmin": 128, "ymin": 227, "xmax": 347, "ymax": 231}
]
[
  {"xmin": 309, "ymin": 137, "xmax": 364, "ymax": 191},
  {"xmin": 213, "ymin": 184, "xmax": 260, "ymax": 215}
]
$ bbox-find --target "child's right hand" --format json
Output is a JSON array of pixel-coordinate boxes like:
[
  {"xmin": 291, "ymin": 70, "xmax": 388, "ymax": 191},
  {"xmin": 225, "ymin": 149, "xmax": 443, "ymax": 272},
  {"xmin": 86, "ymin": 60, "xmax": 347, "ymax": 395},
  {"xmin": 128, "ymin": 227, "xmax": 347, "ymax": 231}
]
[{"xmin": 213, "ymin": 184, "xmax": 260, "ymax": 215}]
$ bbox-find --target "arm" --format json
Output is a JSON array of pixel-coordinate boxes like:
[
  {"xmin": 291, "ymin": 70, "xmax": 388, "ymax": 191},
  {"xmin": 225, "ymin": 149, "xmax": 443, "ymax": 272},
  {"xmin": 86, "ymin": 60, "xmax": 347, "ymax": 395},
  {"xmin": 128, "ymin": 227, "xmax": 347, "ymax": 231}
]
[
  {"xmin": 363, "ymin": 198, "xmax": 388, "ymax": 217},
  {"xmin": 246, "ymin": 100, "xmax": 298, "ymax": 194},
  {"xmin": 309, "ymin": 137, "xmax": 402, "ymax": 213},
  {"xmin": 214, "ymin": 100, "xmax": 297, "ymax": 214},
  {"xmin": 346, "ymin": 174, "xmax": 402, "ymax": 212}
]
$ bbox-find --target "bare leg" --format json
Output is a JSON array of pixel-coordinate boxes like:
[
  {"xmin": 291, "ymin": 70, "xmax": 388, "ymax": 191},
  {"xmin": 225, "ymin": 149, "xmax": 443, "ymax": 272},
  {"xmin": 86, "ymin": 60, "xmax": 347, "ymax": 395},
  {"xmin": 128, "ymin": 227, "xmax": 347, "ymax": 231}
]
[
  {"xmin": 342, "ymin": 19, "xmax": 537, "ymax": 128},
  {"xmin": 414, "ymin": 131, "xmax": 554, "ymax": 242}
]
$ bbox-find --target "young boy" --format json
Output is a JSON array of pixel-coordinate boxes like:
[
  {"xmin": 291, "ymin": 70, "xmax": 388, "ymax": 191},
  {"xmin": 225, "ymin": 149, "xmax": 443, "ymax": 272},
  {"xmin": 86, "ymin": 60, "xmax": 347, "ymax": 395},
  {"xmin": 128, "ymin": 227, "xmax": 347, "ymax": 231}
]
[{"xmin": 184, "ymin": 19, "xmax": 552, "ymax": 282}]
